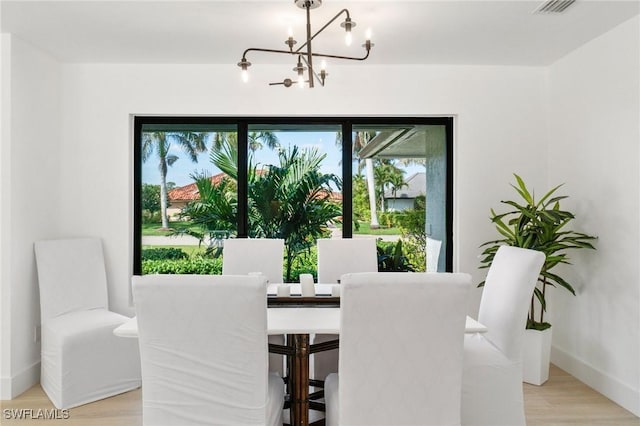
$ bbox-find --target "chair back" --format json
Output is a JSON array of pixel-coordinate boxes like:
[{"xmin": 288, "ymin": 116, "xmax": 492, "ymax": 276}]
[
  {"xmin": 222, "ymin": 238, "xmax": 284, "ymax": 283},
  {"xmin": 34, "ymin": 238, "xmax": 108, "ymax": 321},
  {"xmin": 426, "ymin": 237, "xmax": 442, "ymax": 272},
  {"xmin": 132, "ymin": 274, "xmax": 270, "ymax": 426},
  {"xmin": 317, "ymin": 238, "xmax": 378, "ymax": 283},
  {"xmin": 339, "ymin": 272, "xmax": 471, "ymax": 425},
  {"xmin": 478, "ymin": 246, "xmax": 545, "ymax": 361}
]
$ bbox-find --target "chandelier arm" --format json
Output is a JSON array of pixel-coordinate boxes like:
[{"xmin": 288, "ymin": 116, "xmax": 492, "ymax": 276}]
[
  {"xmin": 242, "ymin": 47, "xmax": 298, "ymax": 60},
  {"xmin": 309, "ymin": 49, "xmax": 371, "ymax": 62},
  {"xmin": 294, "ymin": 8, "xmax": 350, "ymax": 54}
]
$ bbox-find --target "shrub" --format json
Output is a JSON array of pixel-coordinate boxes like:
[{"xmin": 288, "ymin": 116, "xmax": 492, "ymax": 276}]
[
  {"xmin": 394, "ymin": 209, "xmax": 426, "ymax": 237},
  {"xmin": 401, "ymin": 236, "xmax": 426, "ymax": 272},
  {"xmin": 142, "ymin": 257, "xmax": 222, "ymax": 275},
  {"xmin": 287, "ymin": 248, "xmax": 318, "ymax": 283},
  {"xmin": 141, "ymin": 247, "xmax": 188, "ymax": 261},
  {"xmin": 378, "ymin": 212, "xmax": 395, "ymax": 228}
]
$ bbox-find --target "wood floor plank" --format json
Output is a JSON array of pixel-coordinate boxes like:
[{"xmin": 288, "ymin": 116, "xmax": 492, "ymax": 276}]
[
  {"xmin": 524, "ymin": 365, "xmax": 639, "ymax": 426},
  {"xmin": 1, "ymin": 364, "xmax": 637, "ymax": 425}
]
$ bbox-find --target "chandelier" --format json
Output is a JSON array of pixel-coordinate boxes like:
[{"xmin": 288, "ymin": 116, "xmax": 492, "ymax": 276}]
[{"xmin": 237, "ymin": 0, "xmax": 373, "ymax": 88}]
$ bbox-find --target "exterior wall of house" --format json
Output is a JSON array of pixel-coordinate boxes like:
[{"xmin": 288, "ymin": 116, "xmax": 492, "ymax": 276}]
[
  {"xmin": 424, "ymin": 126, "xmax": 448, "ymax": 272},
  {"xmin": 386, "ymin": 198, "xmax": 414, "ymax": 211},
  {"xmin": 166, "ymin": 202, "xmax": 187, "ymax": 220},
  {"xmin": 547, "ymin": 15, "xmax": 640, "ymax": 415}
]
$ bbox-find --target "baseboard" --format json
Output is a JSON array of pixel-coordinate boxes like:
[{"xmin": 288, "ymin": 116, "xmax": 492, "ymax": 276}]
[
  {"xmin": 1, "ymin": 375, "xmax": 12, "ymax": 400},
  {"xmin": 0, "ymin": 361, "xmax": 40, "ymax": 400},
  {"xmin": 551, "ymin": 345, "xmax": 639, "ymax": 417}
]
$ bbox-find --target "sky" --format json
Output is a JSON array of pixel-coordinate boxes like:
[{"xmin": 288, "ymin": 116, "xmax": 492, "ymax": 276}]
[{"xmin": 141, "ymin": 131, "xmax": 422, "ymax": 189}]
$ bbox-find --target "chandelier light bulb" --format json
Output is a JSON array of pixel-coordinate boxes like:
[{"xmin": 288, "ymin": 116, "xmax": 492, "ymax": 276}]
[
  {"xmin": 345, "ymin": 31, "xmax": 352, "ymax": 46},
  {"xmin": 298, "ymin": 75, "xmax": 305, "ymax": 88},
  {"xmin": 321, "ymin": 60, "xmax": 327, "ymax": 71},
  {"xmin": 237, "ymin": 58, "xmax": 251, "ymax": 83},
  {"xmin": 366, "ymin": 28, "xmax": 372, "ymax": 41},
  {"xmin": 288, "ymin": 27, "xmax": 293, "ymax": 37}
]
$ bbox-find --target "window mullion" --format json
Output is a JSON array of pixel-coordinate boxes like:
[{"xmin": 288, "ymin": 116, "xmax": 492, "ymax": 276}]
[{"xmin": 237, "ymin": 123, "xmax": 249, "ymax": 237}]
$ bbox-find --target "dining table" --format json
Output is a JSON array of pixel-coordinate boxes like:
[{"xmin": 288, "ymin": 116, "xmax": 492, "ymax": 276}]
[{"xmin": 114, "ymin": 284, "xmax": 487, "ymax": 426}]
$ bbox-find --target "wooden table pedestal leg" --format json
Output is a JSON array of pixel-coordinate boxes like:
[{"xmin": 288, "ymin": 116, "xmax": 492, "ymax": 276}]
[{"xmin": 290, "ymin": 333, "xmax": 310, "ymax": 426}]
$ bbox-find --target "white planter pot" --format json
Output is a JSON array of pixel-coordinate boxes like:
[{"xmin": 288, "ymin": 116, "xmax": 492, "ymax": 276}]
[{"xmin": 522, "ymin": 327, "xmax": 552, "ymax": 385}]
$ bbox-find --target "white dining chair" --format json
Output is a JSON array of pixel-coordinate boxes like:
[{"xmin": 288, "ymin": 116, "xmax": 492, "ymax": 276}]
[
  {"xmin": 316, "ymin": 238, "xmax": 378, "ymax": 284},
  {"xmin": 314, "ymin": 238, "xmax": 379, "ymax": 386},
  {"xmin": 426, "ymin": 236, "xmax": 442, "ymax": 272},
  {"xmin": 222, "ymin": 237, "xmax": 286, "ymax": 375},
  {"xmin": 34, "ymin": 238, "xmax": 141, "ymax": 409},
  {"xmin": 325, "ymin": 272, "xmax": 471, "ymax": 426},
  {"xmin": 222, "ymin": 238, "xmax": 285, "ymax": 283},
  {"xmin": 132, "ymin": 274, "xmax": 284, "ymax": 426},
  {"xmin": 462, "ymin": 245, "xmax": 545, "ymax": 426}
]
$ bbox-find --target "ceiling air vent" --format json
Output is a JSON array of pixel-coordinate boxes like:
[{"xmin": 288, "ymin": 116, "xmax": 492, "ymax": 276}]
[{"xmin": 533, "ymin": 0, "xmax": 576, "ymax": 14}]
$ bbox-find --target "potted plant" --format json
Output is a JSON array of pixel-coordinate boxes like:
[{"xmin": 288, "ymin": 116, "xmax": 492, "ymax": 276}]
[{"xmin": 479, "ymin": 174, "xmax": 596, "ymax": 385}]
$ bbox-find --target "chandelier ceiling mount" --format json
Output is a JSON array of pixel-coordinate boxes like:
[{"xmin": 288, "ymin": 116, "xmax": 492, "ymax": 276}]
[{"xmin": 238, "ymin": 0, "xmax": 373, "ymax": 88}]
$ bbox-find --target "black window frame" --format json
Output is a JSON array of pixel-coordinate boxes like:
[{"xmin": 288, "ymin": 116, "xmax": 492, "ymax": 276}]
[{"xmin": 133, "ymin": 116, "xmax": 454, "ymax": 274}]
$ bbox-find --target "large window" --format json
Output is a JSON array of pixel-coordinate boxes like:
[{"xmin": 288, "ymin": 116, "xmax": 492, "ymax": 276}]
[{"xmin": 134, "ymin": 117, "xmax": 453, "ymax": 279}]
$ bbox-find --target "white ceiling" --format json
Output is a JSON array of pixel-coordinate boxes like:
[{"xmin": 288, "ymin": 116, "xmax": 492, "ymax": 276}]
[{"xmin": 1, "ymin": 0, "xmax": 638, "ymax": 66}]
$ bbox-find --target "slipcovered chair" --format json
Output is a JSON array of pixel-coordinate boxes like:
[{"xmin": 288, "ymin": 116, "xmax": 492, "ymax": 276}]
[
  {"xmin": 222, "ymin": 238, "xmax": 285, "ymax": 284},
  {"xmin": 426, "ymin": 236, "xmax": 442, "ymax": 272},
  {"xmin": 316, "ymin": 238, "xmax": 378, "ymax": 284},
  {"xmin": 34, "ymin": 238, "xmax": 141, "ymax": 409},
  {"xmin": 462, "ymin": 246, "xmax": 545, "ymax": 425},
  {"xmin": 222, "ymin": 237, "xmax": 285, "ymax": 375},
  {"xmin": 314, "ymin": 238, "xmax": 378, "ymax": 384},
  {"xmin": 132, "ymin": 274, "xmax": 284, "ymax": 426},
  {"xmin": 325, "ymin": 272, "xmax": 471, "ymax": 426}
]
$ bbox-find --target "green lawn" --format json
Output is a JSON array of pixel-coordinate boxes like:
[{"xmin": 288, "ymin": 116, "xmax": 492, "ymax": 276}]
[
  {"xmin": 142, "ymin": 222, "xmax": 194, "ymax": 236},
  {"xmin": 352, "ymin": 222, "xmax": 401, "ymax": 235}
]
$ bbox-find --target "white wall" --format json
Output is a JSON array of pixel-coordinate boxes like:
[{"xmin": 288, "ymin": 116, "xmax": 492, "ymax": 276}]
[
  {"xmin": 57, "ymin": 62, "xmax": 548, "ymax": 318},
  {"xmin": 0, "ymin": 33, "xmax": 12, "ymax": 400},
  {"xmin": 0, "ymin": 35, "xmax": 62, "ymax": 399},
  {"xmin": 547, "ymin": 16, "xmax": 640, "ymax": 415}
]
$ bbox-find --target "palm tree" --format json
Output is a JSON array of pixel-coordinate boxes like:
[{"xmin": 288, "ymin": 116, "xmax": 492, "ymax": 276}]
[
  {"xmin": 336, "ymin": 131, "xmax": 380, "ymax": 228},
  {"xmin": 250, "ymin": 147, "xmax": 342, "ymax": 280},
  {"xmin": 210, "ymin": 131, "xmax": 280, "ymax": 152},
  {"xmin": 354, "ymin": 132, "xmax": 381, "ymax": 229},
  {"xmin": 373, "ymin": 160, "xmax": 405, "ymax": 213},
  {"xmin": 389, "ymin": 173, "xmax": 408, "ymax": 199},
  {"xmin": 141, "ymin": 131, "xmax": 207, "ymax": 228},
  {"xmin": 176, "ymin": 172, "xmax": 237, "ymax": 256},
  {"xmin": 210, "ymin": 142, "xmax": 342, "ymax": 281}
]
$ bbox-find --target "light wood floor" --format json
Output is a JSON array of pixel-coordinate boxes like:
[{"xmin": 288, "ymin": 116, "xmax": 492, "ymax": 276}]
[{"xmin": 1, "ymin": 365, "xmax": 637, "ymax": 425}]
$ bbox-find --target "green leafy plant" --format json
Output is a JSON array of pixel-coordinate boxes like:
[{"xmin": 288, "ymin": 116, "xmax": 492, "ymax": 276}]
[
  {"xmin": 479, "ymin": 174, "xmax": 597, "ymax": 330},
  {"xmin": 377, "ymin": 239, "xmax": 416, "ymax": 272}
]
